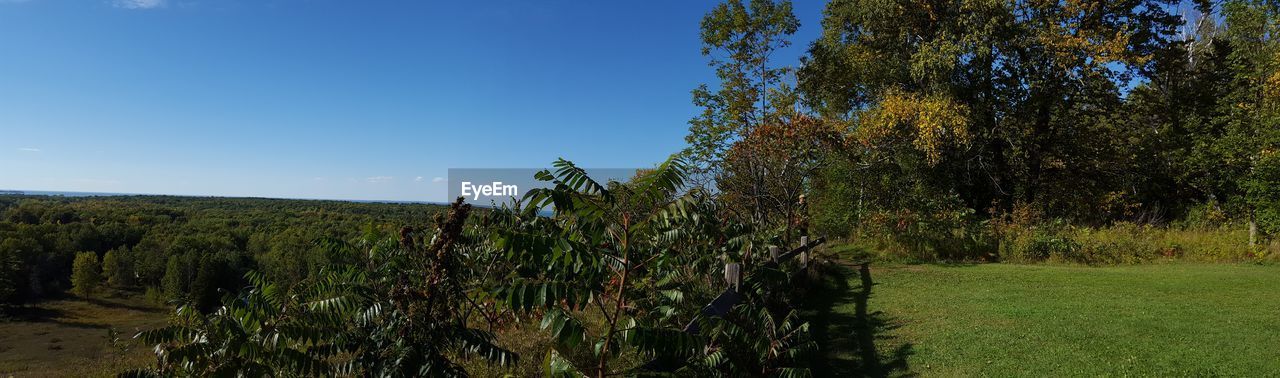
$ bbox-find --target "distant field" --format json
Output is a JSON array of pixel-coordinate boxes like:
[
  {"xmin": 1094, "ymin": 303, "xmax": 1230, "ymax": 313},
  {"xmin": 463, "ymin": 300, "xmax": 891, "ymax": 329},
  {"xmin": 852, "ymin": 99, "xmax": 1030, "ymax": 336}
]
[
  {"xmin": 807, "ymin": 262, "xmax": 1280, "ymax": 376},
  {"xmin": 0, "ymin": 293, "xmax": 164, "ymax": 377}
]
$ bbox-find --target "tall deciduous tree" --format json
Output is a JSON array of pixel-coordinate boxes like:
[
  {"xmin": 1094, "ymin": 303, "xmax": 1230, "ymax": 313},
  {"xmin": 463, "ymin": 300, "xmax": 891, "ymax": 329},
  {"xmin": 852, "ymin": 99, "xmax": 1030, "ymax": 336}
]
[
  {"xmin": 684, "ymin": 0, "xmax": 799, "ymax": 184},
  {"xmin": 102, "ymin": 247, "xmax": 133, "ymax": 287},
  {"xmin": 0, "ymin": 248, "xmax": 19, "ymax": 305},
  {"xmin": 70, "ymin": 251, "xmax": 100, "ymax": 298},
  {"xmin": 1218, "ymin": 0, "xmax": 1280, "ymax": 244},
  {"xmin": 717, "ymin": 115, "xmax": 841, "ymax": 237}
]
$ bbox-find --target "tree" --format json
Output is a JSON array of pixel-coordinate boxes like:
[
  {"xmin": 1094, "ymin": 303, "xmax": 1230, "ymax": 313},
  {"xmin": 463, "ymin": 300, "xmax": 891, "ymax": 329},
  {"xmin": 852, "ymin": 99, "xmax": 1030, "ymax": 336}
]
[
  {"xmin": 189, "ymin": 254, "xmax": 226, "ymax": 312},
  {"xmin": 102, "ymin": 247, "xmax": 133, "ymax": 288},
  {"xmin": 70, "ymin": 251, "xmax": 100, "ymax": 298},
  {"xmin": 717, "ymin": 115, "xmax": 841, "ymax": 237},
  {"xmin": 0, "ymin": 236, "xmax": 43, "ymax": 301},
  {"xmin": 131, "ymin": 198, "xmax": 513, "ymax": 377},
  {"xmin": 491, "ymin": 157, "xmax": 816, "ymax": 376},
  {"xmin": 1218, "ymin": 0, "xmax": 1280, "ymax": 244},
  {"xmin": 161, "ymin": 255, "xmax": 187, "ymax": 301},
  {"xmin": 0, "ymin": 248, "xmax": 19, "ymax": 305},
  {"xmin": 1118, "ymin": 11, "xmax": 1234, "ymax": 220},
  {"xmin": 684, "ymin": 0, "xmax": 799, "ymax": 185},
  {"xmin": 798, "ymin": 0, "xmax": 1182, "ymax": 222},
  {"xmin": 493, "ymin": 158, "xmax": 699, "ymax": 377}
]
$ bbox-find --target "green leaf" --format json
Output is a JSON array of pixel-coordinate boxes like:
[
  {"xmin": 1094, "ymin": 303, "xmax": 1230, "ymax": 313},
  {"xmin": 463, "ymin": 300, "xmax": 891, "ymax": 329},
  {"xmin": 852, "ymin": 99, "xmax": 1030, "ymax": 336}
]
[{"xmin": 546, "ymin": 349, "xmax": 585, "ymax": 378}]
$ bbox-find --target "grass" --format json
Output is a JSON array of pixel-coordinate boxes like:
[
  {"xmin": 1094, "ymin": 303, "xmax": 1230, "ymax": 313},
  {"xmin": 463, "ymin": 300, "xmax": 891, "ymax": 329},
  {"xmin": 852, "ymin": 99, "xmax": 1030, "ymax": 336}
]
[
  {"xmin": 0, "ymin": 291, "xmax": 166, "ymax": 377},
  {"xmin": 6, "ymin": 261, "xmax": 1277, "ymax": 377},
  {"xmin": 805, "ymin": 261, "xmax": 1280, "ymax": 376}
]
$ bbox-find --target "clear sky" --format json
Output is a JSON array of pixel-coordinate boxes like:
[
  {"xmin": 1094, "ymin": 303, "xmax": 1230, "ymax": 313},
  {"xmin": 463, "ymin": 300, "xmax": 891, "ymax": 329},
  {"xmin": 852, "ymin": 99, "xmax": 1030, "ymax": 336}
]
[{"xmin": 0, "ymin": 0, "xmax": 825, "ymax": 202}]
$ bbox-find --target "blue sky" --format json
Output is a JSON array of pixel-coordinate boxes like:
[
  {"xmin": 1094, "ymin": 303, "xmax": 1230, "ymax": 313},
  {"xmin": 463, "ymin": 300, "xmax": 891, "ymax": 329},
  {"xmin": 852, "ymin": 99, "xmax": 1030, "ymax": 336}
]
[{"xmin": 0, "ymin": 0, "xmax": 826, "ymax": 201}]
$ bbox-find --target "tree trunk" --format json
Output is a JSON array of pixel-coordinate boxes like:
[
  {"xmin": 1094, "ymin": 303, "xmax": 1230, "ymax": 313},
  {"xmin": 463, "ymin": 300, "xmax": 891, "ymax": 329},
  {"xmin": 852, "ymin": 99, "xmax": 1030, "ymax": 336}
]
[{"xmin": 598, "ymin": 216, "xmax": 630, "ymax": 378}]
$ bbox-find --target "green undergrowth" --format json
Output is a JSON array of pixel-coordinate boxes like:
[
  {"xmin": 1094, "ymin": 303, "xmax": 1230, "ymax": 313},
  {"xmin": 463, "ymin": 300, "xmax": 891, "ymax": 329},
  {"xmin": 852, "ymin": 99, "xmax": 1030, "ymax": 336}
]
[{"xmin": 828, "ymin": 222, "xmax": 1279, "ymax": 265}]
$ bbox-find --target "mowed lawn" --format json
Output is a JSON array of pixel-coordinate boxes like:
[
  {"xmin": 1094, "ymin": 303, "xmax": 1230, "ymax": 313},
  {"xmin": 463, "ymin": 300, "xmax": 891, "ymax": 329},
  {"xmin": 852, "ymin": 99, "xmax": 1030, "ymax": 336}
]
[{"xmin": 808, "ymin": 263, "xmax": 1280, "ymax": 376}]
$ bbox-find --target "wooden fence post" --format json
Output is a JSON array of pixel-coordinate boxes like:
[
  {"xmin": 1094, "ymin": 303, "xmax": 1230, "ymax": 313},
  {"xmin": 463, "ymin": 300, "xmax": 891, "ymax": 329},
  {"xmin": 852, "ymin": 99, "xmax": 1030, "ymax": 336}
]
[
  {"xmin": 769, "ymin": 246, "xmax": 780, "ymax": 262},
  {"xmin": 724, "ymin": 262, "xmax": 740, "ymax": 290},
  {"xmin": 799, "ymin": 236, "xmax": 810, "ymax": 268}
]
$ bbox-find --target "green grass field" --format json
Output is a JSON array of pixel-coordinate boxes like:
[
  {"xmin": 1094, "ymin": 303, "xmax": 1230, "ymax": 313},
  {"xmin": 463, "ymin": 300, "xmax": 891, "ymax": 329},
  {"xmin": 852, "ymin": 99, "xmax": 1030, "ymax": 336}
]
[{"xmin": 807, "ymin": 262, "xmax": 1280, "ymax": 376}]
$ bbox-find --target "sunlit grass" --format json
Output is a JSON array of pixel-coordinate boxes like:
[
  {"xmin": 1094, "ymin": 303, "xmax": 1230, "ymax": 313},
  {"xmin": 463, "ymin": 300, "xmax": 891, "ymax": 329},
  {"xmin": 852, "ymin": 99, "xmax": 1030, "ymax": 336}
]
[{"xmin": 808, "ymin": 262, "xmax": 1280, "ymax": 376}]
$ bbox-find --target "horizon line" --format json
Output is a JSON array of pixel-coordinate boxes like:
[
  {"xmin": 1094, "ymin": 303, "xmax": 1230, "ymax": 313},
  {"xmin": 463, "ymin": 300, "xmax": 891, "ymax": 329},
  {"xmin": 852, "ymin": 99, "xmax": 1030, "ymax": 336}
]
[{"xmin": 0, "ymin": 188, "xmax": 456, "ymax": 206}]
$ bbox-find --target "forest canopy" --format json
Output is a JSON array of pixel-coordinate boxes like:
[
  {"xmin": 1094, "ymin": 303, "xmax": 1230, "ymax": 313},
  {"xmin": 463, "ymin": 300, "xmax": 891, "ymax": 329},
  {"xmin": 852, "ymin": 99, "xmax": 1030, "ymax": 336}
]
[{"xmin": 686, "ymin": 0, "xmax": 1280, "ymax": 261}]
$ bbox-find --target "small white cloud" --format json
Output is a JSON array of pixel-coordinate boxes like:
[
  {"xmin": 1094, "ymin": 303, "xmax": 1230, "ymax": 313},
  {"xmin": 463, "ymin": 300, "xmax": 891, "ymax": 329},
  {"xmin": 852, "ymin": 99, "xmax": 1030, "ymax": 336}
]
[
  {"xmin": 113, "ymin": 0, "xmax": 164, "ymax": 9},
  {"xmin": 432, "ymin": 176, "xmax": 446, "ymax": 183},
  {"xmin": 415, "ymin": 176, "xmax": 425, "ymax": 182},
  {"xmin": 366, "ymin": 176, "xmax": 393, "ymax": 183},
  {"xmin": 17, "ymin": 147, "xmax": 40, "ymax": 152}
]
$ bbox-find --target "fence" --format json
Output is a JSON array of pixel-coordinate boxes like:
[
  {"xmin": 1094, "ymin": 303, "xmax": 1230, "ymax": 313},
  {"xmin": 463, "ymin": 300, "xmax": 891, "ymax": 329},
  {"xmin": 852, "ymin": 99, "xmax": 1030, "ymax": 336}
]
[{"xmin": 684, "ymin": 236, "xmax": 825, "ymax": 334}]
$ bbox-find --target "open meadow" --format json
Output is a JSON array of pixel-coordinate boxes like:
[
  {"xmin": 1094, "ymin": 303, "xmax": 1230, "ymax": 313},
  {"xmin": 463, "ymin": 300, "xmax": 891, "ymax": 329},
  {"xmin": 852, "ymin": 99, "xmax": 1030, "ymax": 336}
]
[{"xmin": 0, "ymin": 292, "xmax": 164, "ymax": 377}]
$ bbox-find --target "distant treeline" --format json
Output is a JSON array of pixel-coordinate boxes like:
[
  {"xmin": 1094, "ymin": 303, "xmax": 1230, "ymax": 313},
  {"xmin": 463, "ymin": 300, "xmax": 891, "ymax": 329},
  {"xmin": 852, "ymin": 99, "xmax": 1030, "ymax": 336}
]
[{"xmin": 0, "ymin": 195, "xmax": 447, "ymax": 307}]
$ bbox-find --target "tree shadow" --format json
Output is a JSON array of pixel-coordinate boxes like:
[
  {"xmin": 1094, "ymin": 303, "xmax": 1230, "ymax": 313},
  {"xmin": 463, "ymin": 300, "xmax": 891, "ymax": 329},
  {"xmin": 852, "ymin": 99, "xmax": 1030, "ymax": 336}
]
[
  {"xmin": 0, "ymin": 306, "xmax": 103, "ymax": 329},
  {"xmin": 43, "ymin": 319, "xmax": 109, "ymax": 330},
  {"xmin": 81, "ymin": 297, "xmax": 161, "ymax": 313},
  {"xmin": 803, "ymin": 261, "xmax": 914, "ymax": 377}
]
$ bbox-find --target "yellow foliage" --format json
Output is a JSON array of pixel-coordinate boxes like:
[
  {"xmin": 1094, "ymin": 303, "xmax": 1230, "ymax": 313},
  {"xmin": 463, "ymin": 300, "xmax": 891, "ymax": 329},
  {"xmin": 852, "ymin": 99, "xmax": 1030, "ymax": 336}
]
[
  {"xmin": 1033, "ymin": 0, "xmax": 1138, "ymax": 69},
  {"xmin": 1268, "ymin": 70, "xmax": 1280, "ymax": 100},
  {"xmin": 1265, "ymin": 51, "xmax": 1280, "ymax": 102},
  {"xmin": 859, "ymin": 89, "xmax": 971, "ymax": 164}
]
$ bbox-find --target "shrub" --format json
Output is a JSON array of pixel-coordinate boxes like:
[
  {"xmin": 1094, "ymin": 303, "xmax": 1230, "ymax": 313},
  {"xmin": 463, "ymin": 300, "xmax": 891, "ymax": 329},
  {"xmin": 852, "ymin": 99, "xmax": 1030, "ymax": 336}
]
[
  {"xmin": 143, "ymin": 286, "xmax": 165, "ymax": 305},
  {"xmin": 1179, "ymin": 200, "xmax": 1231, "ymax": 229},
  {"xmin": 843, "ymin": 194, "xmax": 995, "ymax": 262},
  {"xmin": 995, "ymin": 221, "xmax": 1260, "ymax": 264}
]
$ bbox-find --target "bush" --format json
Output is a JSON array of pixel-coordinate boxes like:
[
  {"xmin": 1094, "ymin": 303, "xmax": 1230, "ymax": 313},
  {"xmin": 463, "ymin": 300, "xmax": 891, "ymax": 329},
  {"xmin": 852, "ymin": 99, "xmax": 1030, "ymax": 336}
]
[
  {"xmin": 830, "ymin": 192, "xmax": 995, "ymax": 262},
  {"xmin": 143, "ymin": 285, "xmax": 165, "ymax": 305},
  {"xmin": 1179, "ymin": 200, "xmax": 1231, "ymax": 229},
  {"xmin": 836, "ymin": 198, "xmax": 1270, "ymax": 265},
  {"xmin": 996, "ymin": 222, "xmax": 1260, "ymax": 264}
]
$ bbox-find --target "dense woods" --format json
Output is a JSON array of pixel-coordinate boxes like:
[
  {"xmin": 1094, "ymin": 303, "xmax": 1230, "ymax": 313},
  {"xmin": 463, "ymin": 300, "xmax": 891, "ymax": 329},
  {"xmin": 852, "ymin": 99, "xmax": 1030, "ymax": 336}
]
[
  {"xmin": 690, "ymin": 0, "xmax": 1280, "ymax": 262},
  {"xmin": 2, "ymin": 0, "xmax": 1280, "ymax": 376},
  {"xmin": 0, "ymin": 195, "xmax": 445, "ymax": 308}
]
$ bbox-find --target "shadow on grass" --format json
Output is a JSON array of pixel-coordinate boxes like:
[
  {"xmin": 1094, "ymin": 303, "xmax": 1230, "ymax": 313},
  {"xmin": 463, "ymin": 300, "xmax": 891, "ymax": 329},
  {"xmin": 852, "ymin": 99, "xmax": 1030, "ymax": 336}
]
[
  {"xmin": 1, "ymin": 306, "xmax": 105, "ymax": 329},
  {"xmin": 2, "ymin": 306, "xmax": 110, "ymax": 329},
  {"xmin": 81, "ymin": 297, "xmax": 162, "ymax": 313},
  {"xmin": 1, "ymin": 305, "xmax": 66, "ymax": 322},
  {"xmin": 803, "ymin": 261, "xmax": 913, "ymax": 377},
  {"xmin": 1, "ymin": 295, "xmax": 161, "ymax": 330}
]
